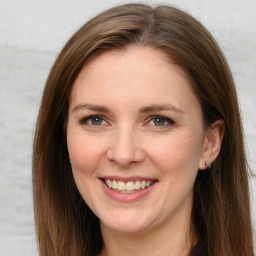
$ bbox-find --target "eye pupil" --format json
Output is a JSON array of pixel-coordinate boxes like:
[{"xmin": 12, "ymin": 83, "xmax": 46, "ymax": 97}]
[
  {"xmin": 154, "ymin": 118, "xmax": 165, "ymax": 126},
  {"xmin": 91, "ymin": 118, "xmax": 102, "ymax": 125}
]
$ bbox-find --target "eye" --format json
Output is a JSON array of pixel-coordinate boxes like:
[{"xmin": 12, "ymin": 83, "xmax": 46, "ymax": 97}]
[
  {"xmin": 80, "ymin": 115, "xmax": 108, "ymax": 126},
  {"xmin": 147, "ymin": 116, "xmax": 174, "ymax": 127}
]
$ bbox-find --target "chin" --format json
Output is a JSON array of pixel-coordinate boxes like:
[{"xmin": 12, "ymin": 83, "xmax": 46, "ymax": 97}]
[
  {"xmin": 99, "ymin": 209, "xmax": 157, "ymax": 234},
  {"xmin": 102, "ymin": 221, "xmax": 150, "ymax": 234}
]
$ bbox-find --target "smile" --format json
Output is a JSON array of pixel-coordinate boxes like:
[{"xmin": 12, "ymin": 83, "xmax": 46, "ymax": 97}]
[{"xmin": 104, "ymin": 179, "xmax": 155, "ymax": 193}]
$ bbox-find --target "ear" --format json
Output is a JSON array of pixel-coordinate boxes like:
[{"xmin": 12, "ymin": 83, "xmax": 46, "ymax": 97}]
[{"xmin": 198, "ymin": 119, "xmax": 225, "ymax": 170}]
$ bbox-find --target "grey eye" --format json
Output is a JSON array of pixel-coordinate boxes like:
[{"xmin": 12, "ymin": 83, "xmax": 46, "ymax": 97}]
[
  {"xmin": 153, "ymin": 118, "xmax": 166, "ymax": 126},
  {"xmin": 80, "ymin": 115, "xmax": 107, "ymax": 126},
  {"xmin": 148, "ymin": 116, "xmax": 174, "ymax": 127},
  {"xmin": 90, "ymin": 117, "xmax": 103, "ymax": 125}
]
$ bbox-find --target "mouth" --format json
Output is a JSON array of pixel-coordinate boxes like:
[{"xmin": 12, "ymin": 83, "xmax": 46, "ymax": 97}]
[{"xmin": 102, "ymin": 178, "xmax": 157, "ymax": 194}]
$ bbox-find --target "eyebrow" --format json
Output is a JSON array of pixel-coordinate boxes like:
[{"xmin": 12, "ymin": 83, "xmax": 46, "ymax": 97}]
[
  {"xmin": 139, "ymin": 104, "xmax": 185, "ymax": 114},
  {"xmin": 71, "ymin": 103, "xmax": 184, "ymax": 114},
  {"xmin": 71, "ymin": 103, "xmax": 111, "ymax": 113}
]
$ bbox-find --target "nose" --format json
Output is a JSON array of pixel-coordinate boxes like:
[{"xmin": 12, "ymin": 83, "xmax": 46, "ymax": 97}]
[{"xmin": 106, "ymin": 126, "xmax": 145, "ymax": 168}]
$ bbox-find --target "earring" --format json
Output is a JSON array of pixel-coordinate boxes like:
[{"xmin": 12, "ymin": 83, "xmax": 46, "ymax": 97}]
[{"xmin": 205, "ymin": 160, "xmax": 211, "ymax": 169}]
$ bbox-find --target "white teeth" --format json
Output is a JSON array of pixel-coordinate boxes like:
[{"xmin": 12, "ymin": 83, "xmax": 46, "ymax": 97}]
[
  {"xmin": 106, "ymin": 179, "xmax": 112, "ymax": 188},
  {"xmin": 126, "ymin": 181, "xmax": 135, "ymax": 191},
  {"xmin": 140, "ymin": 180, "xmax": 146, "ymax": 189},
  {"xmin": 112, "ymin": 180, "xmax": 118, "ymax": 189},
  {"xmin": 104, "ymin": 179, "xmax": 154, "ymax": 192},
  {"xmin": 117, "ymin": 181, "xmax": 126, "ymax": 190},
  {"xmin": 134, "ymin": 181, "xmax": 140, "ymax": 190}
]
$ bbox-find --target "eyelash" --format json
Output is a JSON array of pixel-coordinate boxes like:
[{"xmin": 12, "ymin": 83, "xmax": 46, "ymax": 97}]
[
  {"xmin": 79, "ymin": 115, "xmax": 107, "ymax": 125},
  {"xmin": 146, "ymin": 115, "xmax": 175, "ymax": 127},
  {"xmin": 79, "ymin": 115, "xmax": 175, "ymax": 127}
]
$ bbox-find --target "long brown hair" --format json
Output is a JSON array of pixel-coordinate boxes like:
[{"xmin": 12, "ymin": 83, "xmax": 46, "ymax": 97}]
[{"xmin": 33, "ymin": 3, "xmax": 254, "ymax": 255}]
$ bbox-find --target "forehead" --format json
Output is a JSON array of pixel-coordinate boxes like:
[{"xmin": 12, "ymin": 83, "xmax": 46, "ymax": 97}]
[
  {"xmin": 70, "ymin": 47, "xmax": 199, "ymax": 113},
  {"xmin": 76, "ymin": 47, "xmax": 189, "ymax": 84}
]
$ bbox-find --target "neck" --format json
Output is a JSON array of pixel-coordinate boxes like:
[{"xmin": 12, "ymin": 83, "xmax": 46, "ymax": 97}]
[{"xmin": 99, "ymin": 208, "xmax": 193, "ymax": 256}]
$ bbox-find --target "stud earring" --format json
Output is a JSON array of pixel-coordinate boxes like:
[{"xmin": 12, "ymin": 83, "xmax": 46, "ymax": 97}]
[{"xmin": 205, "ymin": 160, "xmax": 211, "ymax": 169}]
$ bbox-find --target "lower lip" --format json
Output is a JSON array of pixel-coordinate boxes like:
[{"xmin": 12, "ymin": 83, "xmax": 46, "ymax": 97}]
[{"xmin": 100, "ymin": 179, "xmax": 157, "ymax": 203}]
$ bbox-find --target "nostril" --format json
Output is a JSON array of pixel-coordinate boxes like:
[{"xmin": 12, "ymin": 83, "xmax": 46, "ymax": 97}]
[
  {"xmin": 106, "ymin": 133, "xmax": 145, "ymax": 166},
  {"xmin": 106, "ymin": 147, "xmax": 136, "ymax": 166}
]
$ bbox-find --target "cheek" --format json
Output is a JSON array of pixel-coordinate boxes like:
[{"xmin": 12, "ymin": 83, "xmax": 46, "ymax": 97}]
[
  {"xmin": 146, "ymin": 134, "xmax": 202, "ymax": 209},
  {"xmin": 67, "ymin": 133, "xmax": 106, "ymax": 206},
  {"xmin": 67, "ymin": 132, "xmax": 105, "ymax": 175},
  {"xmin": 145, "ymin": 132, "xmax": 203, "ymax": 175}
]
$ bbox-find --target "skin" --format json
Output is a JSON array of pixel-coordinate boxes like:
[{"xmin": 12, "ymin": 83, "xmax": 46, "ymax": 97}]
[{"xmin": 67, "ymin": 47, "xmax": 223, "ymax": 256}]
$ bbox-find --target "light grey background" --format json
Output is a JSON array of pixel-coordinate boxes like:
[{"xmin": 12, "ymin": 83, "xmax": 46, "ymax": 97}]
[{"xmin": 0, "ymin": 0, "xmax": 255, "ymax": 255}]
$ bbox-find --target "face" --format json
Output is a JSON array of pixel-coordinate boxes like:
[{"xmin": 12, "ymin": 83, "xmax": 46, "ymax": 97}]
[{"xmin": 67, "ymin": 47, "xmax": 209, "ymax": 234}]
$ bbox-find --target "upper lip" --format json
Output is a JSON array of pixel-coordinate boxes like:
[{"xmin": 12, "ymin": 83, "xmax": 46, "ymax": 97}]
[{"xmin": 100, "ymin": 176, "xmax": 158, "ymax": 183}]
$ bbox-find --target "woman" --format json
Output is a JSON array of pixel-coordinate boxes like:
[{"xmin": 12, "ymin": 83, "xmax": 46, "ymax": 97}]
[{"xmin": 32, "ymin": 3, "xmax": 255, "ymax": 256}]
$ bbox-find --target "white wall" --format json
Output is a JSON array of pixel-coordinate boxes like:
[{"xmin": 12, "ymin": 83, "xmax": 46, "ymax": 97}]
[
  {"xmin": 0, "ymin": 0, "xmax": 255, "ymax": 52},
  {"xmin": 0, "ymin": 0, "xmax": 255, "ymax": 255}
]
